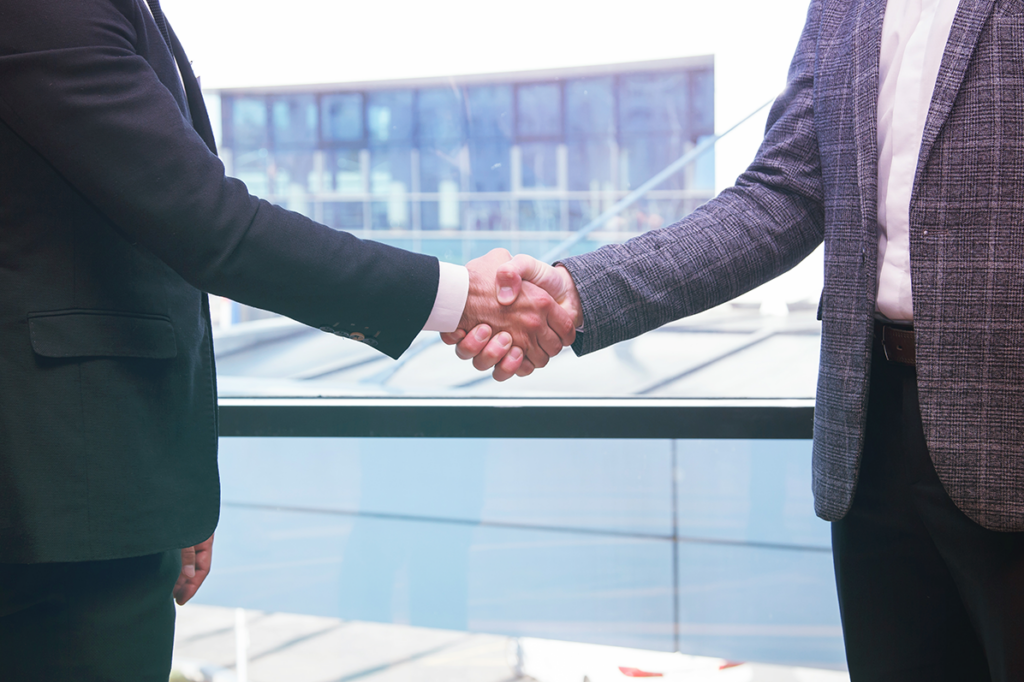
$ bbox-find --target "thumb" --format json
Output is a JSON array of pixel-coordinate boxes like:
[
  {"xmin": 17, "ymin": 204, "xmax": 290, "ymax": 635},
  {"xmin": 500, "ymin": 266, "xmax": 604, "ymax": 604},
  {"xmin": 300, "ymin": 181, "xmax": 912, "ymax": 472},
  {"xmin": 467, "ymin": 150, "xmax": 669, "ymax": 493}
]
[
  {"xmin": 495, "ymin": 267, "xmax": 523, "ymax": 305},
  {"xmin": 496, "ymin": 254, "xmax": 556, "ymax": 305}
]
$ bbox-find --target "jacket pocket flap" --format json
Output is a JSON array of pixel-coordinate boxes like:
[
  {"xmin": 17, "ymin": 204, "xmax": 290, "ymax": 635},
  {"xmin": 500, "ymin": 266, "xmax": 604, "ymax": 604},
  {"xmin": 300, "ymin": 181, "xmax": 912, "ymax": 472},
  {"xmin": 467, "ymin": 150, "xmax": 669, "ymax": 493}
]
[{"xmin": 29, "ymin": 311, "xmax": 177, "ymax": 359}]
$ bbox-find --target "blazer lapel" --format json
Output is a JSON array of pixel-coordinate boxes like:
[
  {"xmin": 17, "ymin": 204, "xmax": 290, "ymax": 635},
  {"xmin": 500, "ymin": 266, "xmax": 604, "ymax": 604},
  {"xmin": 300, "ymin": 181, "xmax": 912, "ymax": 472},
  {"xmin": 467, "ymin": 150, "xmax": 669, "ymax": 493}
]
[
  {"xmin": 915, "ymin": 0, "xmax": 997, "ymax": 182},
  {"xmin": 852, "ymin": 0, "xmax": 887, "ymax": 265},
  {"xmin": 167, "ymin": 24, "xmax": 218, "ymax": 155}
]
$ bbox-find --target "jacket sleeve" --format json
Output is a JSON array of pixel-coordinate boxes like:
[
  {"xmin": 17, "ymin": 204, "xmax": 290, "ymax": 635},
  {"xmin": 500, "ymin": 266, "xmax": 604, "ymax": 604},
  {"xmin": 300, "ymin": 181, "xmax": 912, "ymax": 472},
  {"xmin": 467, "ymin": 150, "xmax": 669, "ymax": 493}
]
[
  {"xmin": 0, "ymin": 0, "xmax": 438, "ymax": 359},
  {"xmin": 560, "ymin": 0, "xmax": 826, "ymax": 356}
]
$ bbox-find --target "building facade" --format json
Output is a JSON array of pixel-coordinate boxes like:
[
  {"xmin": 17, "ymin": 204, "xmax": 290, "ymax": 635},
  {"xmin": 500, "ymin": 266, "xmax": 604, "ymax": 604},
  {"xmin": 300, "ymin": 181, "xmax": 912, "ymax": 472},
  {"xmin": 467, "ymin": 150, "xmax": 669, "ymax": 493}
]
[{"xmin": 215, "ymin": 56, "xmax": 715, "ymax": 264}]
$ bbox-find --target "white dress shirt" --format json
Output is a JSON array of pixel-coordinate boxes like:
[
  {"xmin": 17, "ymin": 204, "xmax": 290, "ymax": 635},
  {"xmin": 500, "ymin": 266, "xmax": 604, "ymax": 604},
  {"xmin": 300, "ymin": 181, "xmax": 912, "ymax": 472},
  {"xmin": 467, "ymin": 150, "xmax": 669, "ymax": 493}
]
[
  {"xmin": 423, "ymin": 261, "xmax": 470, "ymax": 332},
  {"xmin": 876, "ymin": 0, "xmax": 962, "ymax": 322}
]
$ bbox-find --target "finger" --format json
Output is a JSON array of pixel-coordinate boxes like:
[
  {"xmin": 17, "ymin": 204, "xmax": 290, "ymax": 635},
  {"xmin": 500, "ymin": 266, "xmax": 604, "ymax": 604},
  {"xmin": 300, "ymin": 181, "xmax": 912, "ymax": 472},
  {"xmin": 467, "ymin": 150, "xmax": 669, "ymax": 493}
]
[
  {"xmin": 194, "ymin": 534, "xmax": 214, "ymax": 579},
  {"xmin": 492, "ymin": 346, "xmax": 524, "ymax": 382},
  {"xmin": 548, "ymin": 300, "xmax": 577, "ymax": 347},
  {"xmin": 523, "ymin": 343, "xmax": 550, "ymax": 370},
  {"xmin": 174, "ymin": 535, "xmax": 214, "ymax": 606},
  {"xmin": 515, "ymin": 358, "xmax": 536, "ymax": 377},
  {"xmin": 440, "ymin": 329, "xmax": 466, "ymax": 346},
  {"xmin": 472, "ymin": 332, "xmax": 512, "ymax": 372},
  {"xmin": 175, "ymin": 578, "xmax": 200, "ymax": 606},
  {"xmin": 180, "ymin": 545, "xmax": 196, "ymax": 579},
  {"xmin": 455, "ymin": 325, "xmax": 492, "ymax": 360},
  {"xmin": 536, "ymin": 325, "xmax": 563, "ymax": 359}
]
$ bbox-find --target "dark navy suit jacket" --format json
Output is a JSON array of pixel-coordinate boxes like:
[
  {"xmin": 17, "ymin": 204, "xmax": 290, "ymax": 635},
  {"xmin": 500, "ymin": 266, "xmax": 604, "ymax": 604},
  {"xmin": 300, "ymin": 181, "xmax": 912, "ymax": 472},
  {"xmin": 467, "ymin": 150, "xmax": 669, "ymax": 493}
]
[{"xmin": 0, "ymin": 0, "xmax": 439, "ymax": 562}]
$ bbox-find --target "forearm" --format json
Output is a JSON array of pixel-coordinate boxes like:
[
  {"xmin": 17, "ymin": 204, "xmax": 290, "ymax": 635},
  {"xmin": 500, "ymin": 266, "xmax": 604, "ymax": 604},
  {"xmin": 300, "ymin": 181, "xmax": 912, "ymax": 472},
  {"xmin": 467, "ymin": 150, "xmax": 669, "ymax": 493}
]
[{"xmin": 560, "ymin": 186, "xmax": 824, "ymax": 356}]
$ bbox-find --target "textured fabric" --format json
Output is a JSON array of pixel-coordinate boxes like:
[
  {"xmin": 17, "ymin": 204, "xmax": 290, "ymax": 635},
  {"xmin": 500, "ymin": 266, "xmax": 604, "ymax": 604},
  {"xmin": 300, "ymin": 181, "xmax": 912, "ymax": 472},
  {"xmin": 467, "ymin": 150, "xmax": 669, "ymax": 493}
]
[
  {"xmin": 561, "ymin": 0, "xmax": 1024, "ymax": 531},
  {"xmin": 0, "ymin": 0, "xmax": 440, "ymax": 562}
]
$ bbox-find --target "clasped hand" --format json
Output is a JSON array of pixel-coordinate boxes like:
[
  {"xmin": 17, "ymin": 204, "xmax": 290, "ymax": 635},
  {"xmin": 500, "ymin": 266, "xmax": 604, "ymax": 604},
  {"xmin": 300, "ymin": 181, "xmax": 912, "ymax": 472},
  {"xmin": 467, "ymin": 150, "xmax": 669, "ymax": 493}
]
[{"xmin": 440, "ymin": 249, "xmax": 582, "ymax": 380}]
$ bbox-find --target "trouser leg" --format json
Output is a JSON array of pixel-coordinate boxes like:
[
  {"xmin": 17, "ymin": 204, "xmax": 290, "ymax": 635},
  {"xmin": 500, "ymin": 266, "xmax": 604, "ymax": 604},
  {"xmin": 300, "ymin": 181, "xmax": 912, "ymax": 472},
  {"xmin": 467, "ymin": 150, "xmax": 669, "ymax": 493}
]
[
  {"xmin": 0, "ymin": 550, "xmax": 181, "ymax": 682},
  {"xmin": 833, "ymin": 349, "xmax": 1024, "ymax": 681},
  {"xmin": 832, "ymin": 352, "xmax": 988, "ymax": 680},
  {"xmin": 898, "ymin": 369, "xmax": 1024, "ymax": 681}
]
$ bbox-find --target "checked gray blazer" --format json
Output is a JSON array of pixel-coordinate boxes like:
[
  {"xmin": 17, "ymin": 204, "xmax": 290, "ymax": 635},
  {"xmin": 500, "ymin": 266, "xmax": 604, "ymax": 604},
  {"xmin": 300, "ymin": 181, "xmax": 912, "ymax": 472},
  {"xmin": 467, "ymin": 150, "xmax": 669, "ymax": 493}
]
[{"xmin": 561, "ymin": 0, "xmax": 1024, "ymax": 531}]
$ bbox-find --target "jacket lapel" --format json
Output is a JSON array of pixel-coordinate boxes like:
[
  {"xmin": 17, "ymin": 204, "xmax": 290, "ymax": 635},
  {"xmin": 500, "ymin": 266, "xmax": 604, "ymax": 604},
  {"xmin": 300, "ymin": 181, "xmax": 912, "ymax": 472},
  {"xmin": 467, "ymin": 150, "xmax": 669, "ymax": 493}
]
[
  {"xmin": 852, "ymin": 0, "xmax": 887, "ymax": 267},
  {"xmin": 167, "ymin": 24, "xmax": 218, "ymax": 155},
  {"xmin": 915, "ymin": 0, "xmax": 997, "ymax": 182}
]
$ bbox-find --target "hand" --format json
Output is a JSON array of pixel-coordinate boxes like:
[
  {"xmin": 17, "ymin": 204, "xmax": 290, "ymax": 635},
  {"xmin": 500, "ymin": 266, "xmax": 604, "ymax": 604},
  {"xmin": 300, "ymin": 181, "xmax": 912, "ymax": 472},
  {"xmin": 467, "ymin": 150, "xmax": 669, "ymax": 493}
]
[
  {"xmin": 447, "ymin": 255, "xmax": 583, "ymax": 378},
  {"xmin": 441, "ymin": 249, "xmax": 575, "ymax": 379},
  {"xmin": 496, "ymin": 255, "xmax": 582, "ymax": 327},
  {"xmin": 441, "ymin": 325, "xmax": 537, "ymax": 381},
  {"xmin": 174, "ymin": 533, "xmax": 213, "ymax": 606}
]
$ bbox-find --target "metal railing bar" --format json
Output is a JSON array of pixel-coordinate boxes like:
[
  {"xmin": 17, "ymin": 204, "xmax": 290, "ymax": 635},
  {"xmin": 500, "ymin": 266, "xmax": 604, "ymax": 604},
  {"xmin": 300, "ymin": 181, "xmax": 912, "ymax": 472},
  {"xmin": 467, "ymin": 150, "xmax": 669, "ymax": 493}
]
[
  {"xmin": 217, "ymin": 398, "xmax": 814, "ymax": 439},
  {"xmin": 222, "ymin": 501, "xmax": 831, "ymax": 554}
]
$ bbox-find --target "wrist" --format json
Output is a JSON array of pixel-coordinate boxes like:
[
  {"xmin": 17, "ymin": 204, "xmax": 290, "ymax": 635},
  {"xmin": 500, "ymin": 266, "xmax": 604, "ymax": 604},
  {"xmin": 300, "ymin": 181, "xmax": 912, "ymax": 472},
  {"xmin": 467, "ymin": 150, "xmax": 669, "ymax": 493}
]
[{"xmin": 555, "ymin": 265, "xmax": 583, "ymax": 328}]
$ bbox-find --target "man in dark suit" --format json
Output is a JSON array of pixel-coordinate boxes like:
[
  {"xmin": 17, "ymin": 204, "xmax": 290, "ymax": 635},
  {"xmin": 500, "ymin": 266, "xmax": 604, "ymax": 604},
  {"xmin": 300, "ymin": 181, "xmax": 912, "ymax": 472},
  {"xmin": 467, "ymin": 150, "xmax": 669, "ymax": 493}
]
[
  {"xmin": 0, "ymin": 0, "xmax": 574, "ymax": 678},
  {"xmin": 453, "ymin": 0, "xmax": 1024, "ymax": 678}
]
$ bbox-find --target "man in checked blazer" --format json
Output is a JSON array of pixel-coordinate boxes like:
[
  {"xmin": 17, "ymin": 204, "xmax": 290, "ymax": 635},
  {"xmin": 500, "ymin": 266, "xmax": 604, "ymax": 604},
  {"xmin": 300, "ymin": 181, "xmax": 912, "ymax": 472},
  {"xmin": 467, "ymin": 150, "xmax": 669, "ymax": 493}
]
[
  {"xmin": 0, "ymin": 0, "xmax": 575, "ymax": 679},
  {"xmin": 451, "ymin": 0, "xmax": 1024, "ymax": 678}
]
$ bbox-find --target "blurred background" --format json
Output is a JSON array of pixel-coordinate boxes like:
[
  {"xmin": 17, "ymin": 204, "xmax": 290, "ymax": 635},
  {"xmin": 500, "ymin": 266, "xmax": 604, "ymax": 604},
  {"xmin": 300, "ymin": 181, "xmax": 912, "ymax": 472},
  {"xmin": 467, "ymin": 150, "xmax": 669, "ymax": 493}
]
[{"xmin": 160, "ymin": 2, "xmax": 847, "ymax": 680}]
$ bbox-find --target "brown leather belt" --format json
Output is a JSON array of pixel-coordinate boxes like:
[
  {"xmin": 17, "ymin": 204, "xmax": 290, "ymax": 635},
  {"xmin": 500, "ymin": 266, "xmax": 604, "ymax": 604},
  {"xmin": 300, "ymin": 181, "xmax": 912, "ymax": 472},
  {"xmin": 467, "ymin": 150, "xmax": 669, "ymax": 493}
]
[{"xmin": 875, "ymin": 321, "xmax": 915, "ymax": 366}]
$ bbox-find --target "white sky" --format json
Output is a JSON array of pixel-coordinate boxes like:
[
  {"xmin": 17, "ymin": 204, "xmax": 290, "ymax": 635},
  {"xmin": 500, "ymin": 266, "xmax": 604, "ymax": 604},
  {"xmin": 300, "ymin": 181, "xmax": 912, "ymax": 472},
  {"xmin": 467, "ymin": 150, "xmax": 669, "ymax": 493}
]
[{"xmin": 164, "ymin": 0, "xmax": 822, "ymax": 305}]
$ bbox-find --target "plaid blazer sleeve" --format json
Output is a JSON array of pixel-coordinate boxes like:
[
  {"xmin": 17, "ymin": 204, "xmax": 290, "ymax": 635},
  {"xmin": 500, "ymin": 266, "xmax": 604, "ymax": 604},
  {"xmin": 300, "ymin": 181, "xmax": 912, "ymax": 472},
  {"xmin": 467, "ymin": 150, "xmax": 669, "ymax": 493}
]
[{"xmin": 561, "ymin": 0, "xmax": 826, "ymax": 356}]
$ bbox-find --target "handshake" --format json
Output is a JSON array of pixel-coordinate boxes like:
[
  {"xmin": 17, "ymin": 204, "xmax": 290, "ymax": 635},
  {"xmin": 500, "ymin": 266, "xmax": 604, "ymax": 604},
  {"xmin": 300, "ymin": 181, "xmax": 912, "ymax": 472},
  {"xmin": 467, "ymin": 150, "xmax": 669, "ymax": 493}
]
[{"xmin": 440, "ymin": 248, "xmax": 583, "ymax": 381}]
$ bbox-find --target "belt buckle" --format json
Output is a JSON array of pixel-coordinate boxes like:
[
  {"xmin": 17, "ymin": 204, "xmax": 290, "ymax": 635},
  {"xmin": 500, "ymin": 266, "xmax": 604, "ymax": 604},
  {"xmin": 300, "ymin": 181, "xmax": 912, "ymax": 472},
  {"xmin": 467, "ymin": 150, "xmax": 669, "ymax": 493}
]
[
  {"xmin": 880, "ymin": 325, "xmax": 913, "ymax": 365},
  {"xmin": 881, "ymin": 326, "xmax": 895, "ymax": 362}
]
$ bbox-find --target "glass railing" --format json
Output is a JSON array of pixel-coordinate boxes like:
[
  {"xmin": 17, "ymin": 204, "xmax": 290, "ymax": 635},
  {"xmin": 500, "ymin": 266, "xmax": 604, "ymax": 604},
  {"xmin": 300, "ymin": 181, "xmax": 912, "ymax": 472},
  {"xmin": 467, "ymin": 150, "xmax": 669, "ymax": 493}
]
[{"xmin": 173, "ymin": 401, "xmax": 846, "ymax": 680}]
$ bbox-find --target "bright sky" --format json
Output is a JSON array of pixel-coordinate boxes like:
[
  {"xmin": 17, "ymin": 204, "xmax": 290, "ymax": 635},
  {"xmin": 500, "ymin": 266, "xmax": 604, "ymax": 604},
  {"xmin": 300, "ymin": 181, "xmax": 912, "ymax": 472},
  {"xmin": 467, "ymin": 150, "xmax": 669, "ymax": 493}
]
[{"xmin": 164, "ymin": 0, "xmax": 822, "ymax": 305}]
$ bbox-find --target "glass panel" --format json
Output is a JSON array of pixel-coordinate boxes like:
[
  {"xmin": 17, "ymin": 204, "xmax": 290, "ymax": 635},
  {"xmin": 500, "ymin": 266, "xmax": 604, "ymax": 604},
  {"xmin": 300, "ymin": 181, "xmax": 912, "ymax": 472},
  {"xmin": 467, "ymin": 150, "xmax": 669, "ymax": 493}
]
[
  {"xmin": 520, "ymin": 142, "xmax": 558, "ymax": 189},
  {"xmin": 466, "ymin": 84, "xmax": 514, "ymax": 140},
  {"xmin": 517, "ymin": 83, "xmax": 562, "ymax": 139},
  {"xmin": 467, "ymin": 139, "xmax": 510, "ymax": 192},
  {"xmin": 465, "ymin": 201, "xmax": 511, "ymax": 231},
  {"xmin": 691, "ymin": 68, "xmax": 716, "ymax": 137},
  {"xmin": 566, "ymin": 76, "xmax": 615, "ymax": 137},
  {"xmin": 620, "ymin": 134, "xmax": 689, "ymax": 191},
  {"xmin": 271, "ymin": 95, "xmax": 318, "ymax": 149},
  {"xmin": 271, "ymin": 151, "xmax": 317, "ymax": 215},
  {"xmin": 367, "ymin": 90, "xmax": 414, "ymax": 144},
  {"xmin": 321, "ymin": 92, "xmax": 364, "ymax": 143},
  {"xmin": 417, "ymin": 87, "xmax": 466, "ymax": 141},
  {"xmin": 326, "ymin": 148, "xmax": 363, "ymax": 194},
  {"xmin": 322, "ymin": 201, "xmax": 363, "ymax": 230},
  {"xmin": 228, "ymin": 96, "xmax": 268, "ymax": 151},
  {"xmin": 368, "ymin": 147, "xmax": 411, "ymax": 229},
  {"xmin": 567, "ymin": 137, "xmax": 615, "ymax": 192},
  {"xmin": 518, "ymin": 199, "xmax": 560, "ymax": 231},
  {"xmin": 419, "ymin": 140, "xmax": 463, "ymax": 192},
  {"xmin": 619, "ymin": 72, "xmax": 690, "ymax": 136},
  {"xmin": 192, "ymin": 436, "xmax": 841, "ymax": 666}
]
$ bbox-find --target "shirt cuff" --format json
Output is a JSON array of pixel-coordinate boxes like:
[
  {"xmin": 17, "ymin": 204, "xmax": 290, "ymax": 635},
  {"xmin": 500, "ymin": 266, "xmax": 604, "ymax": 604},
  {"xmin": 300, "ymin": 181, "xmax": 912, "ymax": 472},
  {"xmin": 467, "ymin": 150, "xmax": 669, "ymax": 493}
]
[{"xmin": 422, "ymin": 261, "xmax": 470, "ymax": 333}]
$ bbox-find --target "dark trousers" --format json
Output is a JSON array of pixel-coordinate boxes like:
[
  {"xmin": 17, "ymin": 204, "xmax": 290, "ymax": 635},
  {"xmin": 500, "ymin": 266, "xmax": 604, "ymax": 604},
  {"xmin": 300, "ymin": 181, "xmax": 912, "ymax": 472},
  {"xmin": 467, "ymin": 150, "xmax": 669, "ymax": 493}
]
[
  {"xmin": 833, "ymin": 343, "xmax": 1024, "ymax": 681},
  {"xmin": 0, "ymin": 550, "xmax": 180, "ymax": 681}
]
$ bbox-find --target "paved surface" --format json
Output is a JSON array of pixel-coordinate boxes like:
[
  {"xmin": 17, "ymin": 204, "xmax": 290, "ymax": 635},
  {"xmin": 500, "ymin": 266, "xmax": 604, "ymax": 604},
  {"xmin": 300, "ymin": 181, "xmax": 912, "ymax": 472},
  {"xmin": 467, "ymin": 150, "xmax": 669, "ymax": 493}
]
[
  {"xmin": 173, "ymin": 604, "xmax": 517, "ymax": 682},
  {"xmin": 172, "ymin": 605, "xmax": 849, "ymax": 682}
]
